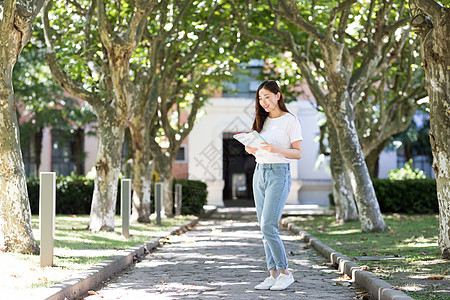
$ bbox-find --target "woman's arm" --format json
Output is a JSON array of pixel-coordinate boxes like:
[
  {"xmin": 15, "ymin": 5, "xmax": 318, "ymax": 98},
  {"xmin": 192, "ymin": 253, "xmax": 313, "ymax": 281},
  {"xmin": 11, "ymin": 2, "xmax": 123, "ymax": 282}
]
[{"xmin": 260, "ymin": 140, "xmax": 302, "ymax": 159}]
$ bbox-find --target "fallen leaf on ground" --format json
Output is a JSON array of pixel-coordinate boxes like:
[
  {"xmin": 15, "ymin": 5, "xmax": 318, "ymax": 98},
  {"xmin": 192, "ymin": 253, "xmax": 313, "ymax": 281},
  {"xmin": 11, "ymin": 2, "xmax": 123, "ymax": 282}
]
[
  {"xmin": 341, "ymin": 274, "xmax": 351, "ymax": 280},
  {"xmin": 88, "ymin": 290, "xmax": 99, "ymax": 295},
  {"xmin": 426, "ymin": 275, "xmax": 444, "ymax": 280},
  {"xmin": 279, "ymin": 293, "xmax": 287, "ymax": 296},
  {"xmin": 359, "ymin": 265, "xmax": 370, "ymax": 271}
]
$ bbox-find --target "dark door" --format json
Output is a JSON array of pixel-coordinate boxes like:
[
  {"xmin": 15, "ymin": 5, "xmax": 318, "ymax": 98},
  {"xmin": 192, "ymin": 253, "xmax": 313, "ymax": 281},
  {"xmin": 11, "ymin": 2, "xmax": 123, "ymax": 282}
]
[{"xmin": 223, "ymin": 134, "xmax": 256, "ymax": 207}]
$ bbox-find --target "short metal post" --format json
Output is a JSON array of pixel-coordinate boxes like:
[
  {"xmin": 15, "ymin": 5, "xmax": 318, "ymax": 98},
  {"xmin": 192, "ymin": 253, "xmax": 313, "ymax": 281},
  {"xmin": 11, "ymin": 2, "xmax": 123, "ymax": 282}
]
[
  {"xmin": 121, "ymin": 179, "xmax": 131, "ymax": 239},
  {"xmin": 40, "ymin": 172, "xmax": 56, "ymax": 267},
  {"xmin": 175, "ymin": 183, "xmax": 182, "ymax": 216},
  {"xmin": 155, "ymin": 183, "xmax": 162, "ymax": 225}
]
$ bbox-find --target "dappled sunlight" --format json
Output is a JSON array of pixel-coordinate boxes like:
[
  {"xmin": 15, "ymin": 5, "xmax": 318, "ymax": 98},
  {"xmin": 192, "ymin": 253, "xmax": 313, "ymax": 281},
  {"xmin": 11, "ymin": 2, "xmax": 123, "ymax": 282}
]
[
  {"xmin": 326, "ymin": 229, "xmax": 361, "ymax": 235},
  {"xmin": 410, "ymin": 258, "xmax": 449, "ymax": 266}
]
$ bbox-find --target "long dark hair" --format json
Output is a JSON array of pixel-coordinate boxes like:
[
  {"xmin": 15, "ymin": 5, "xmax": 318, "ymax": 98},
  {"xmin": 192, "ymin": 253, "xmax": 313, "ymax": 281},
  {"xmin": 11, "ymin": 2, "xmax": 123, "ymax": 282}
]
[{"xmin": 252, "ymin": 80, "xmax": 290, "ymax": 133}]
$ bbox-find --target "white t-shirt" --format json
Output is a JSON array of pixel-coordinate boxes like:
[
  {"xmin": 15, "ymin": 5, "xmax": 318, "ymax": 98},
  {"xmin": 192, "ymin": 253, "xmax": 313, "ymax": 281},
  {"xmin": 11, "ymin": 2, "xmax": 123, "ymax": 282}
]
[{"xmin": 254, "ymin": 113, "xmax": 303, "ymax": 163}]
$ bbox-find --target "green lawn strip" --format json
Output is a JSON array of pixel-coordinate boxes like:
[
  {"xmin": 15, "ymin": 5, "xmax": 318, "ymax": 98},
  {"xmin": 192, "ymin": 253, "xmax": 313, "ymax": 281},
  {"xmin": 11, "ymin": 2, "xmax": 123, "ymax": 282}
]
[
  {"xmin": 8, "ymin": 214, "xmax": 195, "ymax": 289},
  {"xmin": 290, "ymin": 214, "xmax": 450, "ymax": 300}
]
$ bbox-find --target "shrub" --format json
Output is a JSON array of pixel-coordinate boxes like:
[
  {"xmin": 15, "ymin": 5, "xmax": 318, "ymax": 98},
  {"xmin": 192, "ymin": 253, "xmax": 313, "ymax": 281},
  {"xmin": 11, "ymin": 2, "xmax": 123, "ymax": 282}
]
[
  {"xmin": 372, "ymin": 178, "xmax": 437, "ymax": 214},
  {"xmin": 328, "ymin": 179, "xmax": 438, "ymax": 214},
  {"xmin": 28, "ymin": 174, "xmax": 95, "ymax": 215},
  {"xmin": 28, "ymin": 175, "xmax": 207, "ymax": 216},
  {"xmin": 173, "ymin": 179, "xmax": 208, "ymax": 215}
]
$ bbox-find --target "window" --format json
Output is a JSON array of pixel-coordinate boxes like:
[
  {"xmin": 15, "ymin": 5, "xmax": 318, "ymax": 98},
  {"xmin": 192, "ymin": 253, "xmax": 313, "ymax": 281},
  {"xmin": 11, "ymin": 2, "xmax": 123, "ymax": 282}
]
[
  {"xmin": 51, "ymin": 130, "xmax": 75, "ymax": 176},
  {"xmin": 175, "ymin": 145, "xmax": 187, "ymax": 163},
  {"xmin": 222, "ymin": 59, "xmax": 264, "ymax": 98},
  {"xmin": 22, "ymin": 138, "xmax": 36, "ymax": 177}
]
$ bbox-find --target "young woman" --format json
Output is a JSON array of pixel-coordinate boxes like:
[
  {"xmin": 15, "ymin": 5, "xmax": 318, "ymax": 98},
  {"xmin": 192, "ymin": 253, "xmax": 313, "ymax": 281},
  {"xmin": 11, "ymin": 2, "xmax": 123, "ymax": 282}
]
[{"xmin": 245, "ymin": 80, "xmax": 303, "ymax": 291}]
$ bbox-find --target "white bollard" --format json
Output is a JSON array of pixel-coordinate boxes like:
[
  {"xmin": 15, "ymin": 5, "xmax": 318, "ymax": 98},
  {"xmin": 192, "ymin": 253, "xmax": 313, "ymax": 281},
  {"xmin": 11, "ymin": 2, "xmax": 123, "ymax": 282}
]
[
  {"xmin": 121, "ymin": 179, "xmax": 131, "ymax": 239},
  {"xmin": 155, "ymin": 183, "xmax": 162, "ymax": 225},
  {"xmin": 175, "ymin": 183, "xmax": 182, "ymax": 216},
  {"xmin": 39, "ymin": 172, "xmax": 56, "ymax": 267}
]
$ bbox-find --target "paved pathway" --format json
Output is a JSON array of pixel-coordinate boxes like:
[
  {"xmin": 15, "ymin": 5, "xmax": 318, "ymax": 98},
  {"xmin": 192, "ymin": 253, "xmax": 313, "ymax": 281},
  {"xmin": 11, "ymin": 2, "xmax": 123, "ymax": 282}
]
[{"xmin": 85, "ymin": 215, "xmax": 360, "ymax": 299}]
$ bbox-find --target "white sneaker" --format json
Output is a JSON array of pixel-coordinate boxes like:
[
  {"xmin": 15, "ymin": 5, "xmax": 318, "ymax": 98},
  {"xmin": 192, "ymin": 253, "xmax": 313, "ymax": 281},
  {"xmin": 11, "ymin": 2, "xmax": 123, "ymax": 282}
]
[
  {"xmin": 254, "ymin": 276, "xmax": 278, "ymax": 290},
  {"xmin": 270, "ymin": 273, "xmax": 294, "ymax": 291}
]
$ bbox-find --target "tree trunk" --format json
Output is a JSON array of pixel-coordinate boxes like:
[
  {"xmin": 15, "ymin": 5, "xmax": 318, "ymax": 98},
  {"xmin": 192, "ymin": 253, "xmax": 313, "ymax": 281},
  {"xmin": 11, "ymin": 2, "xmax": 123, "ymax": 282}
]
[
  {"xmin": 129, "ymin": 117, "xmax": 152, "ymax": 223},
  {"xmin": 329, "ymin": 127, "xmax": 358, "ymax": 223},
  {"xmin": 155, "ymin": 158, "xmax": 174, "ymax": 217},
  {"xmin": 0, "ymin": 0, "xmax": 48, "ymax": 254},
  {"xmin": 0, "ymin": 76, "xmax": 39, "ymax": 254},
  {"xmin": 365, "ymin": 139, "xmax": 390, "ymax": 178},
  {"xmin": 410, "ymin": 0, "xmax": 450, "ymax": 258},
  {"xmin": 326, "ymin": 95, "xmax": 388, "ymax": 232},
  {"xmin": 88, "ymin": 107, "xmax": 125, "ymax": 231}
]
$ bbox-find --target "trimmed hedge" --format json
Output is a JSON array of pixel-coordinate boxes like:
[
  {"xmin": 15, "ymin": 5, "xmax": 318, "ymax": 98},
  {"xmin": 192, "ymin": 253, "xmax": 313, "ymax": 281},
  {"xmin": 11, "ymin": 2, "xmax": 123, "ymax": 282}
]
[
  {"xmin": 173, "ymin": 179, "xmax": 208, "ymax": 215},
  {"xmin": 372, "ymin": 179, "xmax": 438, "ymax": 214},
  {"xmin": 28, "ymin": 175, "xmax": 96, "ymax": 215},
  {"xmin": 28, "ymin": 176, "xmax": 208, "ymax": 215},
  {"xmin": 329, "ymin": 179, "xmax": 438, "ymax": 214}
]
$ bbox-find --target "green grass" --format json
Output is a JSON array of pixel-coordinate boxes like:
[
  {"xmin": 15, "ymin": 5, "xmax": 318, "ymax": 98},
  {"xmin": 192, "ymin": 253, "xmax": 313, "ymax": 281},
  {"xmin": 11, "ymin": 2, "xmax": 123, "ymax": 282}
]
[
  {"xmin": 290, "ymin": 214, "xmax": 450, "ymax": 300},
  {"xmin": 4, "ymin": 214, "xmax": 195, "ymax": 289}
]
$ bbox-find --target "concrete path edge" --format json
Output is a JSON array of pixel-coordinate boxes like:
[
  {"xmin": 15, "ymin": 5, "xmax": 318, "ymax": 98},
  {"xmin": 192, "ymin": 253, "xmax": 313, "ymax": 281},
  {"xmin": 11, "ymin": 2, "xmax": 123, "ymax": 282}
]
[
  {"xmin": 280, "ymin": 218, "xmax": 413, "ymax": 300},
  {"xmin": 42, "ymin": 217, "xmax": 199, "ymax": 300}
]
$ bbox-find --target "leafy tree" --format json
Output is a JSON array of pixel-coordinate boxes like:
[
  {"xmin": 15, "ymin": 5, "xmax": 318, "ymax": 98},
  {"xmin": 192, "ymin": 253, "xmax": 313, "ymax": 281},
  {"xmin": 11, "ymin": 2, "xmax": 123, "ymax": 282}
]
[
  {"xmin": 43, "ymin": 0, "xmax": 157, "ymax": 231},
  {"xmin": 13, "ymin": 27, "xmax": 96, "ymax": 175},
  {"xmin": 0, "ymin": 0, "xmax": 49, "ymax": 254},
  {"xmin": 410, "ymin": 0, "xmax": 450, "ymax": 258},
  {"xmin": 231, "ymin": 0, "xmax": 425, "ymax": 231},
  {"xmin": 129, "ymin": 0, "xmax": 243, "ymax": 219}
]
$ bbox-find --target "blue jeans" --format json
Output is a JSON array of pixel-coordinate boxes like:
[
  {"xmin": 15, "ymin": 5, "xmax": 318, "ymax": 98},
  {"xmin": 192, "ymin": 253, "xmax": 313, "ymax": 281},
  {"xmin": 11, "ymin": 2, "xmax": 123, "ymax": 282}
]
[{"xmin": 253, "ymin": 163, "xmax": 291, "ymax": 271}]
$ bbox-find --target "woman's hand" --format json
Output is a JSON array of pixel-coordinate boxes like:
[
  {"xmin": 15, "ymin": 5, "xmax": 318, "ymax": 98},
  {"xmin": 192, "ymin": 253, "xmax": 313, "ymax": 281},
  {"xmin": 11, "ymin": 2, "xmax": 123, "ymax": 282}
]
[
  {"xmin": 245, "ymin": 146, "xmax": 258, "ymax": 155},
  {"xmin": 260, "ymin": 142, "xmax": 281, "ymax": 153},
  {"xmin": 259, "ymin": 141, "xmax": 302, "ymax": 159}
]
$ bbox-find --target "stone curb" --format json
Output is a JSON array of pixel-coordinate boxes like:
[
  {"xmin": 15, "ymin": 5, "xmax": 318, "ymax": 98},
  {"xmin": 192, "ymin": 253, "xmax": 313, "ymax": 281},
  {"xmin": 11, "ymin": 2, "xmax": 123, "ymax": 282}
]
[
  {"xmin": 42, "ymin": 217, "xmax": 199, "ymax": 300},
  {"xmin": 280, "ymin": 218, "xmax": 413, "ymax": 300}
]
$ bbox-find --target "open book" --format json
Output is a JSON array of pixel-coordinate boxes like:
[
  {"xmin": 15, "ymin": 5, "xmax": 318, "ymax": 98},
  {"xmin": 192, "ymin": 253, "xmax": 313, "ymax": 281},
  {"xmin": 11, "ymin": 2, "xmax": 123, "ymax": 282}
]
[{"xmin": 233, "ymin": 131, "xmax": 267, "ymax": 149}]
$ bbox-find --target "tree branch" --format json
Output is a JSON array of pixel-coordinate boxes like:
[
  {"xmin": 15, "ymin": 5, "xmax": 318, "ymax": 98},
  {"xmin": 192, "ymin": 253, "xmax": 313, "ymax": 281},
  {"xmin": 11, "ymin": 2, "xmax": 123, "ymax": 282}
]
[
  {"xmin": 43, "ymin": 0, "xmax": 97, "ymax": 104},
  {"xmin": 410, "ymin": 0, "xmax": 445, "ymax": 22},
  {"xmin": 96, "ymin": 0, "xmax": 113, "ymax": 50},
  {"xmin": 327, "ymin": 0, "xmax": 358, "ymax": 39},
  {"xmin": 274, "ymin": 0, "xmax": 326, "ymax": 42}
]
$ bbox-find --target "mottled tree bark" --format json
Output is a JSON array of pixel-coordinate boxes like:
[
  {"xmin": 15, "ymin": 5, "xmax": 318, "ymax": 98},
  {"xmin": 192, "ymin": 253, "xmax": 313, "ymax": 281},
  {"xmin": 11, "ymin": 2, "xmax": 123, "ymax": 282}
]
[
  {"xmin": 88, "ymin": 106, "xmax": 125, "ymax": 231},
  {"xmin": 410, "ymin": 0, "xmax": 450, "ymax": 258},
  {"xmin": 329, "ymin": 127, "xmax": 358, "ymax": 222},
  {"xmin": 325, "ymin": 96, "xmax": 387, "ymax": 232},
  {"xmin": 365, "ymin": 139, "xmax": 390, "ymax": 178},
  {"xmin": 153, "ymin": 153, "xmax": 176, "ymax": 217},
  {"xmin": 129, "ymin": 115, "xmax": 152, "ymax": 223},
  {"xmin": 0, "ymin": 0, "xmax": 48, "ymax": 254}
]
